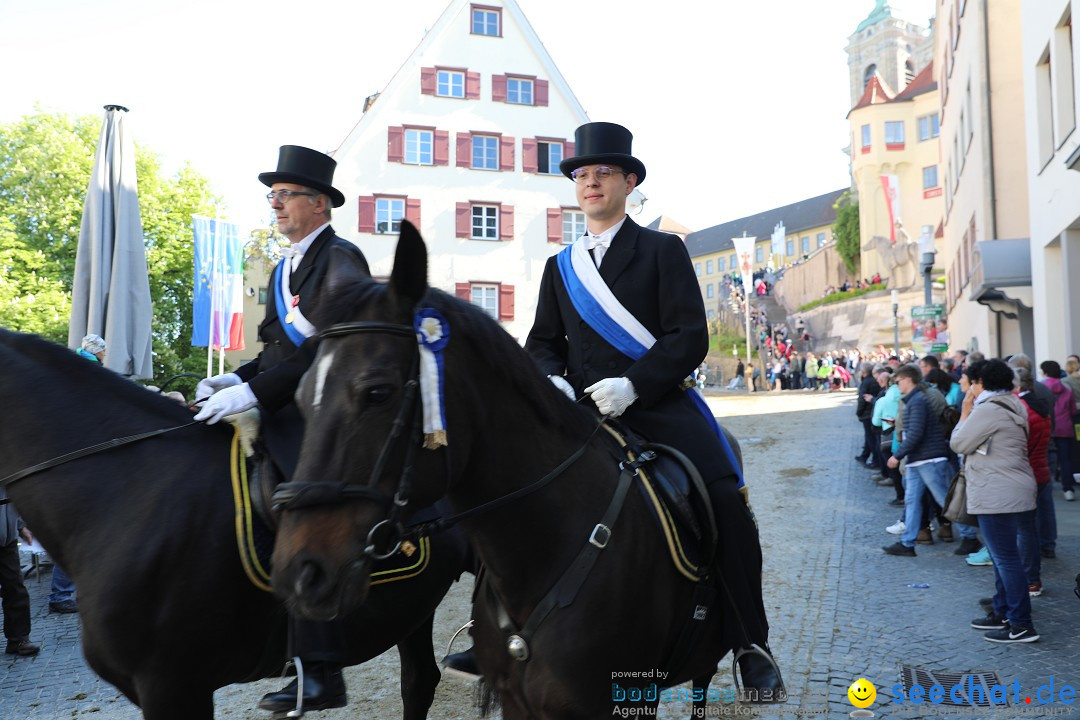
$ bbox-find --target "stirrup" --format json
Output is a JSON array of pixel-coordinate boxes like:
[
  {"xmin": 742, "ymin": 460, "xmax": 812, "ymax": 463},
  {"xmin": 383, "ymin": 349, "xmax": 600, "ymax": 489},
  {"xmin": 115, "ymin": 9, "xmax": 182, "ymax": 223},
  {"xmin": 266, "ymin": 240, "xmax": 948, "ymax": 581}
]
[
  {"xmin": 279, "ymin": 656, "xmax": 306, "ymax": 719},
  {"xmin": 443, "ymin": 619, "xmax": 474, "ymax": 659},
  {"xmin": 730, "ymin": 643, "xmax": 787, "ymax": 703}
]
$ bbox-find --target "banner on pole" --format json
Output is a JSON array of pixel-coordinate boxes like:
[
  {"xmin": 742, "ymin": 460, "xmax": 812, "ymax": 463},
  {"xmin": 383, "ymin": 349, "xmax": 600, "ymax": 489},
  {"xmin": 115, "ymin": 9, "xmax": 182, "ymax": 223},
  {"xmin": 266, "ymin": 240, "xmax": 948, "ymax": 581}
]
[
  {"xmin": 770, "ymin": 222, "xmax": 785, "ymax": 258},
  {"xmin": 192, "ymin": 216, "xmax": 245, "ymax": 350},
  {"xmin": 880, "ymin": 174, "xmax": 901, "ymax": 244},
  {"xmin": 732, "ymin": 235, "xmax": 757, "ymax": 297}
]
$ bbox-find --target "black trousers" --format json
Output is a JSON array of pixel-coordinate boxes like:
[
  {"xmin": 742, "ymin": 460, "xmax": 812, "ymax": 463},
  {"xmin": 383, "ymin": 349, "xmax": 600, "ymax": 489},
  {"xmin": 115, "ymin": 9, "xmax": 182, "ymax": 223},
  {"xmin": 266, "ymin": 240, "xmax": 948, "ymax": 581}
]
[
  {"xmin": 0, "ymin": 541, "xmax": 31, "ymax": 642},
  {"xmin": 289, "ymin": 616, "xmax": 347, "ymax": 664},
  {"xmin": 707, "ymin": 479, "xmax": 769, "ymax": 649}
]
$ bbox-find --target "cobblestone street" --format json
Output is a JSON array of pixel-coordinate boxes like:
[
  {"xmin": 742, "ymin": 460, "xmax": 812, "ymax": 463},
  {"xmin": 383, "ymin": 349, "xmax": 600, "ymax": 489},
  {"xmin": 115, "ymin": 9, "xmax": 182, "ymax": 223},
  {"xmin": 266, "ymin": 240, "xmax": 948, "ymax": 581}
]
[{"xmin": 3, "ymin": 389, "xmax": 1078, "ymax": 718}]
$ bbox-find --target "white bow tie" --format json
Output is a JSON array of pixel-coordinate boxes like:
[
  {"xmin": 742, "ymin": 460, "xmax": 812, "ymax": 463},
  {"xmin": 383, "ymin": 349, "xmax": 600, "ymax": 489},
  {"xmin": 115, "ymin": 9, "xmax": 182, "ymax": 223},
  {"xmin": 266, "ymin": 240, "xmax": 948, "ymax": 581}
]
[
  {"xmin": 282, "ymin": 245, "xmax": 304, "ymax": 258},
  {"xmin": 585, "ymin": 232, "xmax": 614, "ymax": 250}
]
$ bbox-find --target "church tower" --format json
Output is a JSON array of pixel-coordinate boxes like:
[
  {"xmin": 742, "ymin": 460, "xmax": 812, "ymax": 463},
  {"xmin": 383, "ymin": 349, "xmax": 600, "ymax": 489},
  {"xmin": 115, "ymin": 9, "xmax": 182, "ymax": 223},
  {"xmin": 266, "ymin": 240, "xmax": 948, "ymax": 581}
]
[{"xmin": 845, "ymin": 0, "xmax": 933, "ymax": 107}]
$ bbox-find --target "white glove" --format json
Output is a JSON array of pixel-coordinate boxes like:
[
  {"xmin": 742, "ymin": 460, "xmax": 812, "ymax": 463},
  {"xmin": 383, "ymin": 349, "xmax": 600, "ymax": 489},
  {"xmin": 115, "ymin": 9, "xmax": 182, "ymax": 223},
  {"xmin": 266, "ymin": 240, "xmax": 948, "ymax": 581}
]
[
  {"xmin": 584, "ymin": 377, "xmax": 637, "ymax": 418},
  {"xmin": 194, "ymin": 383, "xmax": 258, "ymax": 424},
  {"xmin": 195, "ymin": 372, "xmax": 242, "ymax": 401},
  {"xmin": 548, "ymin": 375, "xmax": 576, "ymax": 401}
]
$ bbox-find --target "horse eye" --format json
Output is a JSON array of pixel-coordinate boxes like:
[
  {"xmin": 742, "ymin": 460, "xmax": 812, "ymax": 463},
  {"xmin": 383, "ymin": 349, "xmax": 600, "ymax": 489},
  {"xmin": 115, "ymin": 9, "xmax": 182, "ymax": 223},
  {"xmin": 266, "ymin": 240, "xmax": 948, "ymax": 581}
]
[{"xmin": 365, "ymin": 384, "xmax": 394, "ymax": 405}]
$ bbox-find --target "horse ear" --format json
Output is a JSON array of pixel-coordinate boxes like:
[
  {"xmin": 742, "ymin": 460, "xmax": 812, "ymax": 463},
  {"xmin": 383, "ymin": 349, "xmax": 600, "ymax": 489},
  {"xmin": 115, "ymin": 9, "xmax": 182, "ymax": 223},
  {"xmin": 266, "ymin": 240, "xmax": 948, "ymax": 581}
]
[
  {"xmin": 324, "ymin": 245, "xmax": 371, "ymax": 298},
  {"xmin": 389, "ymin": 220, "xmax": 428, "ymax": 307}
]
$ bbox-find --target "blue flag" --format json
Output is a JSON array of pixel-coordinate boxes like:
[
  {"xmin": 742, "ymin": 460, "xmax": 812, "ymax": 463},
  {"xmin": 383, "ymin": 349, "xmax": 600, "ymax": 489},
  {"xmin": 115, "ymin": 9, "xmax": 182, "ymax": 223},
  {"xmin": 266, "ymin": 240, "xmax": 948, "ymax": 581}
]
[{"xmin": 192, "ymin": 217, "xmax": 245, "ymax": 349}]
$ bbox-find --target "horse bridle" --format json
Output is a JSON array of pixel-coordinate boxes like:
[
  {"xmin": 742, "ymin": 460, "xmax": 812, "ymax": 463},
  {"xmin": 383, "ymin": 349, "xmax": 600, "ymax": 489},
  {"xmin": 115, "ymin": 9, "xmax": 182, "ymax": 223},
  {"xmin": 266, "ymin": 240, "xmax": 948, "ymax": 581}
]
[{"xmin": 270, "ymin": 321, "xmax": 423, "ymax": 561}]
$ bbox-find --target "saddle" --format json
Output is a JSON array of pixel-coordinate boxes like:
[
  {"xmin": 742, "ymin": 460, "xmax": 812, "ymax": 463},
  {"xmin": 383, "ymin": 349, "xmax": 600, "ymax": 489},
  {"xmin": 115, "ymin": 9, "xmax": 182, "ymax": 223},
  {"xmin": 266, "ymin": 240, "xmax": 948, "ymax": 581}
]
[{"xmin": 600, "ymin": 422, "xmax": 718, "ymax": 579}]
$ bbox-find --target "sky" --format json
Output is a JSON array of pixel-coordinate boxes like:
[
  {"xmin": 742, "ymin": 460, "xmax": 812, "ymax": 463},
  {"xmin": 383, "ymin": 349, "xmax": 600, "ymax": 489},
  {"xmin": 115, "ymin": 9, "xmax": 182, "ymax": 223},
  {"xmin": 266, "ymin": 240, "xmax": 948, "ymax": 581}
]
[{"xmin": 3, "ymin": 0, "xmax": 936, "ymax": 234}]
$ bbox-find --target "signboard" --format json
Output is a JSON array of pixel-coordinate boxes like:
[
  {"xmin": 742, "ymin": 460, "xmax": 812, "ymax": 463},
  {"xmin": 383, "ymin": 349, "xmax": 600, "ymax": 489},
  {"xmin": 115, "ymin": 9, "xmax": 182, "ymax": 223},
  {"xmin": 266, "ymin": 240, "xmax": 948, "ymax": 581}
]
[{"xmin": 911, "ymin": 304, "xmax": 948, "ymax": 354}]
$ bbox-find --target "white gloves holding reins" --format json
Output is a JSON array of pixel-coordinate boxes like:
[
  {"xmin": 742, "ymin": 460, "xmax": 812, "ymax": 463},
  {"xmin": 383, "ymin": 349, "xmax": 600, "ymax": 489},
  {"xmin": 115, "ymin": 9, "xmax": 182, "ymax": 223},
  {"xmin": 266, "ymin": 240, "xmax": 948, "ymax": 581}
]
[
  {"xmin": 194, "ymin": 372, "xmax": 258, "ymax": 424},
  {"xmin": 584, "ymin": 377, "xmax": 637, "ymax": 418}
]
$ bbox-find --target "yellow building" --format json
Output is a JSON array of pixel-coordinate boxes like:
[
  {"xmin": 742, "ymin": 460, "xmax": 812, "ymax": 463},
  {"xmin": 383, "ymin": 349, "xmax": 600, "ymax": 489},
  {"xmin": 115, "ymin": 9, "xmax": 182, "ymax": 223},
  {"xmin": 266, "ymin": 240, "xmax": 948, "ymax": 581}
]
[
  {"xmin": 684, "ymin": 189, "xmax": 846, "ymax": 319},
  {"xmin": 848, "ymin": 62, "xmax": 944, "ymax": 290}
]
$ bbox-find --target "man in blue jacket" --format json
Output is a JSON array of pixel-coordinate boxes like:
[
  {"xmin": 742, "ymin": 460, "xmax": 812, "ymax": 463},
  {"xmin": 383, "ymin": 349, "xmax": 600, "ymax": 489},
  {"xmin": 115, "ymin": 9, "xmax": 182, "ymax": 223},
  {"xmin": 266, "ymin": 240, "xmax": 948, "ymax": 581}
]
[{"xmin": 883, "ymin": 365, "xmax": 951, "ymax": 556}]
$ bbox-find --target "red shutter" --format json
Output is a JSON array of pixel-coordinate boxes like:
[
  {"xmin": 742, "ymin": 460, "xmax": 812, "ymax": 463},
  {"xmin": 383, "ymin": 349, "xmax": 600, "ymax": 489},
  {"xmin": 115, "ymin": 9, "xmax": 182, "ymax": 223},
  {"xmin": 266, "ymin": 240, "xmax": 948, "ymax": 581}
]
[
  {"xmin": 499, "ymin": 204, "xmax": 514, "ymax": 241},
  {"xmin": 564, "ymin": 141, "xmax": 575, "ymax": 161},
  {"xmin": 499, "ymin": 135, "xmax": 515, "ymax": 171},
  {"xmin": 466, "ymin": 71, "xmax": 481, "ymax": 99},
  {"xmin": 498, "ymin": 284, "xmax": 515, "ymax": 321},
  {"xmin": 547, "ymin": 208, "xmax": 562, "ymax": 243},
  {"xmin": 535, "ymin": 79, "xmax": 549, "ymax": 106},
  {"xmin": 405, "ymin": 198, "xmax": 421, "ymax": 227},
  {"xmin": 492, "ymin": 74, "xmax": 507, "ymax": 102},
  {"xmin": 358, "ymin": 196, "xmax": 376, "ymax": 234},
  {"xmin": 387, "ymin": 126, "xmax": 404, "ymax": 163},
  {"xmin": 456, "ymin": 132, "xmax": 471, "ymax": 168},
  {"xmin": 455, "ymin": 283, "xmax": 471, "ymax": 300},
  {"xmin": 434, "ymin": 130, "xmax": 449, "ymax": 166},
  {"xmin": 522, "ymin": 138, "xmax": 538, "ymax": 173},
  {"xmin": 455, "ymin": 202, "xmax": 471, "ymax": 238},
  {"xmin": 420, "ymin": 67, "xmax": 436, "ymax": 95}
]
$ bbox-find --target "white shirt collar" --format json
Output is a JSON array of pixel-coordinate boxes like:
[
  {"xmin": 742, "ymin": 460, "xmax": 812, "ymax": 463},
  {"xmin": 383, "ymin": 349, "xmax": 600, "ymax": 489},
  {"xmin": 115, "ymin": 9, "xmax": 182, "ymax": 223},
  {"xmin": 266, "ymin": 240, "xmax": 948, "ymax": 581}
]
[
  {"xmin": 583, "ymin": 215, "xmax": 628, "ymax": 244},
  {"xmin": 288, "ymin": 222, "xmax": 330, "ymax": 269}
]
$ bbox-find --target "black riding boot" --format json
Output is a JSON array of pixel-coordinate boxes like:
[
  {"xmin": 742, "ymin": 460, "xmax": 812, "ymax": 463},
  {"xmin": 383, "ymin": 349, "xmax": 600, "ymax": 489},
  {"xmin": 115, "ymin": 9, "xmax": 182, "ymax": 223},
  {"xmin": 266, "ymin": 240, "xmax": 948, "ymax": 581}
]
[
  {"xmin": 441, "ymin": 647, "xmax": 481, "ymax": 679},
  {"xmin": 736, "ymin": 645, "xmax": 785, "ymax": 702},
  {"xmin": 258, "ymin": 663, "xmax": 347, "ymax": 713}
]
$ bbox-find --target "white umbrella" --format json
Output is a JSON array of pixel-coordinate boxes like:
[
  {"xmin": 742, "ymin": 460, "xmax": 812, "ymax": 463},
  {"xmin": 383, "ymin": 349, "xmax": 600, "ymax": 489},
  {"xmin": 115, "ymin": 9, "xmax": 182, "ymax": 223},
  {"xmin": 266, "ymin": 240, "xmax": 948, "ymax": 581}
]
[{"xmin": 68, "ymin": 105, "xmax": 153, "ymax": 379}]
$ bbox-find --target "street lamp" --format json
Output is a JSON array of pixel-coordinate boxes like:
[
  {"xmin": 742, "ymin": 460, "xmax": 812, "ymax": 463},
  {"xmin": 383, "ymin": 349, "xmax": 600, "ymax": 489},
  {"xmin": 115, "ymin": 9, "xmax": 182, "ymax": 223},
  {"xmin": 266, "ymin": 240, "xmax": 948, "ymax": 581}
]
[
  {"xmin": 918, "ymin": 224, "xmax": 935, "ymax": 306},
  {"xmin": 891, "ymin": 289, "xmax": 900, "ymax": 355}
]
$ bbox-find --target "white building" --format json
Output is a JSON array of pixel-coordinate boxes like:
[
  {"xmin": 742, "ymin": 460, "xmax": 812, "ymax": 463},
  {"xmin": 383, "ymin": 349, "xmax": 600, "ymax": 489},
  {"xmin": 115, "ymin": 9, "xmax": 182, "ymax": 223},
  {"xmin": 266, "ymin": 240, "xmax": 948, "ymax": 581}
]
[
  {"xmin": 1021, "ymin": 1, "xmax": 1080, "ymax": 362},
  {"xmin": 330, "ymin": 0, "xmax": 590, "ymax": 342}
]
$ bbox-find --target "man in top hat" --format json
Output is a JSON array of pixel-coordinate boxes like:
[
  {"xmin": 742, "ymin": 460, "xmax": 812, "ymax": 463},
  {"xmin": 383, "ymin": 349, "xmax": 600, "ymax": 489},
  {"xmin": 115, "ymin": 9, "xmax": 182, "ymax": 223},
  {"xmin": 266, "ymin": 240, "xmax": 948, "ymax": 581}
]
[
  {"xmin": 524, "ymin": 122, "xmax": 783, "ymax": 696},
  {"xmin": 195, "ymin": 145, "xmax": 369, "ymax": 713}
]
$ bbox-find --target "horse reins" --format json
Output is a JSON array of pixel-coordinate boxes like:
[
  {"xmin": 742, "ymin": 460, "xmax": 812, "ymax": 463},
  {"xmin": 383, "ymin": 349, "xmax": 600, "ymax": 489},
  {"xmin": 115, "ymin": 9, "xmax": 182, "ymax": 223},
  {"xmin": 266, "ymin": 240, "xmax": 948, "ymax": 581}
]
[{"xmin": 0, "ymin": 421, "xmax": 201, "ymax": 504}]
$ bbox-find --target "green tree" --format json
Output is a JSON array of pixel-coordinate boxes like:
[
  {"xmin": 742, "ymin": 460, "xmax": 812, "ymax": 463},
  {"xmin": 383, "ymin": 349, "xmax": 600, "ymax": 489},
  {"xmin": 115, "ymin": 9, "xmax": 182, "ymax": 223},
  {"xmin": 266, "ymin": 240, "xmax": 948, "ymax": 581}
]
[
  {"xmin": 0, "ymin": 110, "xmax": 225, "ymax": 381},
  {"xmin": 832, "ymin": 191, "xmax": 861, "ymax": 276}
]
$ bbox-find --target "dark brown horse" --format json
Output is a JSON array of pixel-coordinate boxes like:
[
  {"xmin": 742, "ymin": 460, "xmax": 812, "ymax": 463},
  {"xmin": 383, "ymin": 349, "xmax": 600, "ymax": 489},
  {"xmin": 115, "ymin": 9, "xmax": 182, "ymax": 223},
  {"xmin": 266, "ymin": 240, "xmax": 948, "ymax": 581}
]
[
  {"xmin": 272, "ymin": 223, "xmax": 743, "ymax": 719},
  {"xmin": 0, "ymin": 328, "xmax": 468, "ymax": 720}
]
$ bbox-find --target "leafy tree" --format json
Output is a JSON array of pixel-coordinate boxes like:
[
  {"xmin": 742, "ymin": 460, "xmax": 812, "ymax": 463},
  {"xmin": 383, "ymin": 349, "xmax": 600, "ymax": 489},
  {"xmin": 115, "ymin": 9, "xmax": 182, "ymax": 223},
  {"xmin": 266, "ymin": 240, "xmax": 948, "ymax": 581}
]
[
  {"xmin": 0, "ymin": 110, "xmax": 224, "ymax": 382},
  {"xmin": 832, "ymin": 191, "xmax": 861, "ymax": 276}
]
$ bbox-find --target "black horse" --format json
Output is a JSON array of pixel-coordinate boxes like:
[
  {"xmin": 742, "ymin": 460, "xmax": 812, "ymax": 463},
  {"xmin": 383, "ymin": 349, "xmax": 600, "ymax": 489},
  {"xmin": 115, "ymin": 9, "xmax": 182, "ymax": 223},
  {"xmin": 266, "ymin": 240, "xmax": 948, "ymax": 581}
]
[
  {"xmin": 272, "ymin": 223, "xmax": 746, "ymax": 719},
  {"xmin": 0, "ymin": 328, "xmax": 468, "ymax": 720}
]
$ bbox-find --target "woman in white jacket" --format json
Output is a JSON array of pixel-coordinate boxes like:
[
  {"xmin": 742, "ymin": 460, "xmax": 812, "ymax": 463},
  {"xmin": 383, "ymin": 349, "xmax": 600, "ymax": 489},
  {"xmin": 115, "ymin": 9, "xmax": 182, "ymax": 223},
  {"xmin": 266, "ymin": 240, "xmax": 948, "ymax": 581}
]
[{"xmin": 950, "ymin": 359, "xmax": 1038, "ymax": 643}]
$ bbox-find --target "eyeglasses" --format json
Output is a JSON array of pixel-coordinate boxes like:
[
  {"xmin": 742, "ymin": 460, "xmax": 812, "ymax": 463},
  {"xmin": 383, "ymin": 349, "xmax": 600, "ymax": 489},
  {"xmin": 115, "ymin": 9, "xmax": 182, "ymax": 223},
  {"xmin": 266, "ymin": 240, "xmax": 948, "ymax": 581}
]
[
  {"xmin": 266, "ymin": 190, "xmax": 316, "ymax": 205},
  {"xmin": 569, "ymin": 166, "xmax": 626, "ymax": 184}
]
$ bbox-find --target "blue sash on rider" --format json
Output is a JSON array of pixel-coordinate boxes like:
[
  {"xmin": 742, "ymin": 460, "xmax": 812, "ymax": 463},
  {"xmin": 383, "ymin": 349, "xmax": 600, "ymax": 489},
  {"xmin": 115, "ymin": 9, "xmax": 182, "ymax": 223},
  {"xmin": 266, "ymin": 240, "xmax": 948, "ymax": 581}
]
[
  {"xmin": 556, "ymin": 243, "xmax": 744, "ymax": 487},
  {"xmin": 272, "ymin": 261, "xmax": 307, "ymax": 347}
]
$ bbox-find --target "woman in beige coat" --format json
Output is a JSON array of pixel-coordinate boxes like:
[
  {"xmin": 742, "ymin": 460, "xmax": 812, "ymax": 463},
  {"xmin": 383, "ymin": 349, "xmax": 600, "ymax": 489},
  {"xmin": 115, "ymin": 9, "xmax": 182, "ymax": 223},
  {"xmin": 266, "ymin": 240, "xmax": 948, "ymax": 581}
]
[{"xmin": 950, "ymin": 359, "xmax": 1038, "ymax": 643}]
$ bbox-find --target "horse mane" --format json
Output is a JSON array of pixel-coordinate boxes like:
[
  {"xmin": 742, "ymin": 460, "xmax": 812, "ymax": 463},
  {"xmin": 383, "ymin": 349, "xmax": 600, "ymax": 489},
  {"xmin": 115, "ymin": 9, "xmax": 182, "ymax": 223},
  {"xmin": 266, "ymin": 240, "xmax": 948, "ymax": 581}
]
[
  {"xmin": 313, "ymin": 280, "xmax": 596, "ymax": 437},
  {"xmin": 0, "ymin": 329, "xmax": 195, "ymax": 423}
]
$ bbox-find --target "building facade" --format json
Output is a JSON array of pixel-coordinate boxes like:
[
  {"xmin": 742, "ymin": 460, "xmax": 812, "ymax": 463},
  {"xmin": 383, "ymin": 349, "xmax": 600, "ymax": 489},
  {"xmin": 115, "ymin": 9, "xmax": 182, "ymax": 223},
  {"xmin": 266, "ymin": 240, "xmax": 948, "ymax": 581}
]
[
  {"xmin": 1021, "ymin": 0, "xmax": 1080, "ymax": 362},
  {"xmin": 846, "ymin": 0, "xmax": 934, "ymax": 108}
]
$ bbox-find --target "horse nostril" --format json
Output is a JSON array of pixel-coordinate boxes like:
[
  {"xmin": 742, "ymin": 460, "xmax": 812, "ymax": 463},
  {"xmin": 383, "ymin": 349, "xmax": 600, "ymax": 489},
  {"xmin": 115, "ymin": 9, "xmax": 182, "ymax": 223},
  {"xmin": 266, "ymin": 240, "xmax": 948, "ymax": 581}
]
[{"xmin": 294, "ymin": 559, "xmax": 326, "ymax": 599}]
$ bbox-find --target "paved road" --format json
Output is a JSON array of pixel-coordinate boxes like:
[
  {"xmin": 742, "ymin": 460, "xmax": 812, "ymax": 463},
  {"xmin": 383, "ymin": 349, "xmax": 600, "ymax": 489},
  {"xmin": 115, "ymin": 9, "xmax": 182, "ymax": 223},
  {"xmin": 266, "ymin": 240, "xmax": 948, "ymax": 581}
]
[{"xmin": 3, "ymin": 390, "xmax": 1078, "ymax": 718}]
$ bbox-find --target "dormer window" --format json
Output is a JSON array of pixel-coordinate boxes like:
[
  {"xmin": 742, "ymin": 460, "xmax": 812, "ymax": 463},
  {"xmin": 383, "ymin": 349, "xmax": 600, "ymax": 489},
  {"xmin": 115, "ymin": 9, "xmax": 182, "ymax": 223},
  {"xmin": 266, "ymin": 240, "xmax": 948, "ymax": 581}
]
[{"xmin": 471, "ymin": 5, "xmax": 501, "ymax": 36}]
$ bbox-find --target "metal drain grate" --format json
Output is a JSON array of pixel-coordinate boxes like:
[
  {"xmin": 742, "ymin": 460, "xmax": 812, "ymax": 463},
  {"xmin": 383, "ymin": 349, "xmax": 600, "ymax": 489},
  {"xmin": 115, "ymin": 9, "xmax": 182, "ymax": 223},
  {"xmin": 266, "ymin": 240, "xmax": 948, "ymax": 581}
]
[{"xmin": 900, "ymin": 666, "xmax": 1006, "ymax": 708}]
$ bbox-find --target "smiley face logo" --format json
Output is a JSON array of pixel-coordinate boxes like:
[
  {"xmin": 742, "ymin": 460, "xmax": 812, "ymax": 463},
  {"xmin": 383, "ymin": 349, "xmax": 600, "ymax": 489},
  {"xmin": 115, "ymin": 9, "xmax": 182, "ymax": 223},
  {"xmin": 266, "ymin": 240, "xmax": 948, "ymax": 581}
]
[{"xmin": 848, "ymin": 678, "xmax": 876, "ymax": 708}]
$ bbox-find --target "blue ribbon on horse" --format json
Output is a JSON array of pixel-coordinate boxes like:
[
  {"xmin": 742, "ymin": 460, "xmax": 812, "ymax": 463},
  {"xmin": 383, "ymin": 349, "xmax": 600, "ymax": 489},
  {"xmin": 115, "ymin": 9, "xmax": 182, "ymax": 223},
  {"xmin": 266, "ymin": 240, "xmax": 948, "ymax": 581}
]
[
  {"xmin": 414, "ymin": 308, "xmax": 450, "ymax": 449},
  {"xmin": 556, "ymin": 246, "xmax": 744, "ymax": 487}
]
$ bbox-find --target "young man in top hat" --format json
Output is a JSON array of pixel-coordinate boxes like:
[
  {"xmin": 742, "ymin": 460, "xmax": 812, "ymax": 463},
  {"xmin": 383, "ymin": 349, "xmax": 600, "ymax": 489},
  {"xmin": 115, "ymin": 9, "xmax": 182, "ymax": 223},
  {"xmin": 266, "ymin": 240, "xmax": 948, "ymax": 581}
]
[
  {"xmin": 195, "ymin": 145, "xmax": 369, "ymax": 713},
  {"xmin": 524, "ymin": 121, "xmax": 783, "ymax": 696}
]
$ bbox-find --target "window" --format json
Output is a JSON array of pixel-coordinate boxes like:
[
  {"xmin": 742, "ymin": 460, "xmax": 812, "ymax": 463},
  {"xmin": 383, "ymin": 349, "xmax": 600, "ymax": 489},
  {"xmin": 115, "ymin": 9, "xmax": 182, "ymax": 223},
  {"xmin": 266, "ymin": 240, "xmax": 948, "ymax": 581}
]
[
  {"xmin": 405, "ymin": 129, "xmax": 433, "ymax": 164},
  {"xmin": 456, "ymin": 281, "xmax": 514, "ymax": 321},
  {"xmin": 507, "ymin": 77, "xmax": 533, "ymax": 105},
  {"xmin": 437, "ymin": 70, "xmax": 464, "ymax": 98},
  {"xmin": 258, "ymin": 287, "xmax": 267, "ymax": 305},
  {"xmin": 471, "ymin": 284, "xmax": 498, "ymax": 318},
  {"xmin": 561, "ymin": 210, "xmax": 585, "ymax": 245},
  {"xmin": 376, "ymin": 197, "xmax": 405, "ymax": 234},
  {"xmin": 706, "ymin": 284, "xmax": 714, "ymax": 299},
  {"xmin": 357, "ymin": 195, "xmax": 421, "ymax": 234},
  {"xmin": 923, "ymin": 165, "xmax": 939, "ymax": 189},
  {"xmin": 538, "ymin": 141, "xmax": 562, "ymax": 174},
  {"xmin": 694, "ymin": 263, "xmax": 702, "ymax": 277},
  {"xmin": 801, "ymin": 236, "xmax": 810, "ymax": 253},
  {"xmin": 471, "ymin": 5, "xmax": 500, "ymax": 36},
  {"xmin": 472, "ymin": 135, "xmax": 498, "ymax": 170},
  {"xmin": 705, "ymin": 260, "xmax": 713, "ymax": 274},
  {"xmin": 860, "ymin": 124, "xmax": 871, "ymax": 152},
  {"xmin": 755, "ymin": 246, "xmax": 763, "ymax": 263},
  {"xmin": 816, "ymin": 232, "xmax": 826, "ymax": 247},
  {"xmin": 917, "ymin": 114, "xmax": 940, "ymax": 141},
  {"xmin": 388, "ymin": 127, "xmax": 448, "ymax": 165},
  {"xmin": 730, "ymin": 253, "xmax": 736, "ymax": 269},
  {"xmin": 718, "ymin": 257, "xmax": 726, "ymax": 272},
  {"xmin": 458, "ymin": 201, "xmax": 513, "ymax": 241},
  {"xmin": 785, "ymin": 239, "xmax": 794, "ymax": 256},
  {"xmin": 863, "ymin": 64, "xmax": 877, "ymax": 89},
  {"xmin": 885, "ymin": 121, "xmax": 905, "ymax": 148},
  {"xmin": 904, "ymin": 60, "xmax": 916, "ymax": 87}
]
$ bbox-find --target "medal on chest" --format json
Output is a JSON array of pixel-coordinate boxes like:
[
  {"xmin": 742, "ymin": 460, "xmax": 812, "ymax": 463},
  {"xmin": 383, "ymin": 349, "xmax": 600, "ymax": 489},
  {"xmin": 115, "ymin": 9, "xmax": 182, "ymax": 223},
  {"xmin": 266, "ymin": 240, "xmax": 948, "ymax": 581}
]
[{"xmin": 285, "ymin": 295, "xmax": 300, "ymax": 324}]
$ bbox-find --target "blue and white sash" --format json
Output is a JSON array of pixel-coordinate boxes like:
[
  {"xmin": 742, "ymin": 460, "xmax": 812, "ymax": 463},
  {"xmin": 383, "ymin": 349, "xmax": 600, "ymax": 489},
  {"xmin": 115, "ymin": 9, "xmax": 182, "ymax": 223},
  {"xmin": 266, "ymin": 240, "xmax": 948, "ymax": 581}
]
[
  {"xmin": 273, "ymin": 260, "xmax": 315, "ymax": 347},
  {"xmin": 556, "ymin": 240, "xmax": 744, "ymax": 486}
]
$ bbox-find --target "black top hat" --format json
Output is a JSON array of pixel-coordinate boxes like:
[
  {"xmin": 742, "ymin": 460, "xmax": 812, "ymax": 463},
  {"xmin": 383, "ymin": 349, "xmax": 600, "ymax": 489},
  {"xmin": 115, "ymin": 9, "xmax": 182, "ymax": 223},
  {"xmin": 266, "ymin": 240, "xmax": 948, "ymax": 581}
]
[
  {"xmin": 559, "ymin": 122, "xmax": 646, "ymax": 186},
  {"xmin": 259, "ymin": 145, "xmax": 345, "ymax": 208}
]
